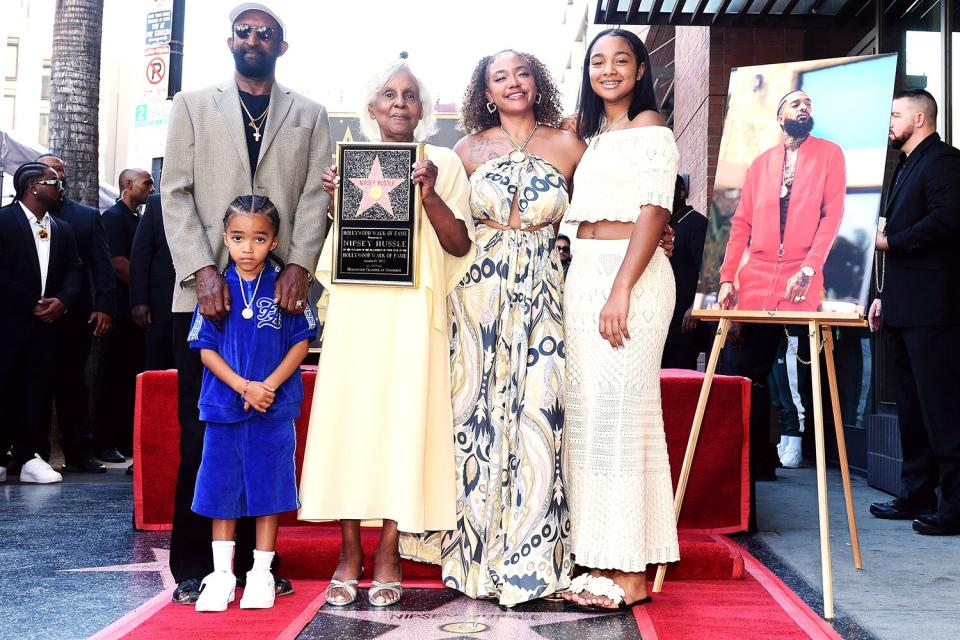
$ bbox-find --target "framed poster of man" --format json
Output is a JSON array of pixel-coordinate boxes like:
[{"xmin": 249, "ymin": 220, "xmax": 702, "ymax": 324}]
[{"xmin": 695, "ymin": 53, "xmax": 898, "ymax": 319}]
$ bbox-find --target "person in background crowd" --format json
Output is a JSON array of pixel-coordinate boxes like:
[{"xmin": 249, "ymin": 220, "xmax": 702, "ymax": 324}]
[
  {"xmin": 869, "ymin": 89, "xmax": 960, "ymax": 536},
  {"xmin": 160, "ymin": 2, "xmax": 331, "ymax": 604},
  {"xmin": 0, "ymin": 163, "xmax": 83, "ymax": 484},
  {"xmin": 130, "ymin": 193, "xmax": 176, "ymax": 371},
  {"xmin": 37, "ymin": 153, "xmax": 115, "ymax": 474},
  {"xmin": 662, "ymin": 174, "xmax": 707, "ymax": 371},
  {"xmin": 769, "ymin": 331, "xmax": 805, "ymax": 468},
  {"xmin": 95, "ymin": 168, "xmax": 152, "ymax": 465},
  {"xmin": 557, "ymin": 233, "xmax": 572, "ymax": 275}
]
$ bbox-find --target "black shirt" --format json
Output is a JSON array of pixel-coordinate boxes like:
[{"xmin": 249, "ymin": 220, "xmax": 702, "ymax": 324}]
[
  {"xmin": 239, "ymin": 91, "xmax": 270, "ymax": 177},
  {"xmin": 666, "ymin": 205, "xmax": 708, "ymax": 347},
  {"xmin": 102, "ymin": 200, "xmax": 139, "ymax": 315}
]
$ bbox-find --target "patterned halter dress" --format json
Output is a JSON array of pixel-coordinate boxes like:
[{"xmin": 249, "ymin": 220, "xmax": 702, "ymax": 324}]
[{"xmin": 401, "ymin": 153, "xmax": 572, "ymax": 605}]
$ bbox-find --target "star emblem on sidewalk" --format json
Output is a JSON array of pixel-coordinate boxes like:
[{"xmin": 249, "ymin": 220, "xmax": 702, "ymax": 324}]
[
  {"xmin": 349, "ymin": 155, "xmax": 405, "ymax": 217},
  {"xmin": 301, "ymin": 588, "xmax": 640, "ymax": 639},
  {"xmin": 60, "ymin": 547, "xmax": 176, "ymax": 589}
]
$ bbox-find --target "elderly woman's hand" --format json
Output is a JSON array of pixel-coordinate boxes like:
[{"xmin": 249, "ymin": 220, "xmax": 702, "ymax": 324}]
[
  {"xmin": 321, "ymin": 164, "xmax": 339, "ymax": 199},
  {"xmin": 412, "ymin": 159, "xmax": 439, "ymax": 202}
]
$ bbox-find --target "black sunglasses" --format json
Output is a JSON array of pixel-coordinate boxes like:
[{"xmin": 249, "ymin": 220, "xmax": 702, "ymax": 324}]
[
  {"xmin": 557, "ymin": 245, "xmax": 570, "ymax": 253},
  {"xmin": 233, "ymin": 23, "xmax": 277, "ymax": 42}
]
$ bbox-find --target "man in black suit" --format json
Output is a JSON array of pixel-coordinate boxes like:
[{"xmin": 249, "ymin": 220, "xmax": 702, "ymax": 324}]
[
  {"xmin": 0, "ymin": 163, "xmax": 84, "ymax": 483},
  {"xmin": 130, "ymin": 193, "xmax": 175, "ymax": 371},
  {"xmin": 94, "ymin": 169, "xmax": 154, "ymax": 464},
  {"xmin": 37, "ymin": 154, "xmax": 115, "ymax": 474},
  {"xmin": 869, "ymin": 89, "xmax": 960, "ymax": 536}
]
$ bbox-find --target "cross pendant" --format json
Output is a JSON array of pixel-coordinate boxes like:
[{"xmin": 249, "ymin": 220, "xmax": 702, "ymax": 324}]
[{"xmin": 253, "ymin": 129, "xmax": 261, "ymax": 142}]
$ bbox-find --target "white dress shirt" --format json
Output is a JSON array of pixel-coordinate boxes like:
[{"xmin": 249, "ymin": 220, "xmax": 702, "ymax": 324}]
[{"xmin": 21, "ymin": 201, "xmax": 52, "ymax": 295}]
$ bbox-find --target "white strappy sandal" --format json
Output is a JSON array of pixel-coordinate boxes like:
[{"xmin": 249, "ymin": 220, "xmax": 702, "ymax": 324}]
[
  {"xmin": 368, "ymin": 580, "xmax": 403, "ymax": 607},
  {"xmin": 324, "ymin": 568, "xmax": 363, "ymax": 607}
]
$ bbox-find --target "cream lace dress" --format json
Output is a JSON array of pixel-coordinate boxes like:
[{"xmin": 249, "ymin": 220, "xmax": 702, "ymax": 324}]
[{"xmin": 562, "ymin": 126, "xmax": 681, "ymax": 571}]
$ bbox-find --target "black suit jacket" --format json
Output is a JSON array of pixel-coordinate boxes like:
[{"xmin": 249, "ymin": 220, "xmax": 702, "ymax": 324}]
[
  {"xmin": 53, "ymin": 197, "xmax": 116, "ymax": 318},
  {"xmin": 130, "ymin": 194, "xmax": 175, "ymax": 324},
  {"xmin": 0, "ymin": 203, "xmax": 84, "ymax": 337},
  {"xmin": 881, "ymin": 133, "xmax": 960, "ymax": 327}
]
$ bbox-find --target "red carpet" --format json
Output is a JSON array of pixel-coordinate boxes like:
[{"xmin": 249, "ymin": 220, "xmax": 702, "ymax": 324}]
[
  {"xmin": 134, "ymin": 368, "xmax": 750, "ymax": 533},
  {"xmin": 91, "ymin": 537, "xmax": 839, "ymax": 640}
]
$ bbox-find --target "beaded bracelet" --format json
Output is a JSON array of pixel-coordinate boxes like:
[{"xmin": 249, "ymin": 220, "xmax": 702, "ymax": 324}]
[{"xmin": 239, "ymin": 379, "xmax": 250, "ymax": 399}]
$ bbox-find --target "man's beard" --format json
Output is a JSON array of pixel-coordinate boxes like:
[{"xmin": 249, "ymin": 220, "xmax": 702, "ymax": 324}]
[
  {"xmin": 889, "ymin": 125, "xmax": 913, "ymax": 150},
  {"xmin": 232, "ymin": 46, "xmax": 277, "ymax": 78},
  {"xmin": 782, "ymin": 116, "xmax": 814, "ymax": 138}
]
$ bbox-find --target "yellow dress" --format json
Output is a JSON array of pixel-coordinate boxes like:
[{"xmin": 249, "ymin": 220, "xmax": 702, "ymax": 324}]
[{"xmin": 297, "ymin": 145, "xmax": 475, "ymax": 533}]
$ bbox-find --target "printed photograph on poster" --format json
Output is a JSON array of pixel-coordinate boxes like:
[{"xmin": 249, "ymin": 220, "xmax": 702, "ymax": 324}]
[{"xmin": 695, "ymin": 53, "xmax": 898, "ymax": 316}]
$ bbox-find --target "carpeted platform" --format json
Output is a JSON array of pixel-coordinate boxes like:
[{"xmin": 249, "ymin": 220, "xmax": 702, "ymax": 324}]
[
  {"xmin": 90, "ymin": 537, "xmax": 840, "ymax": 640},
  {"xmin": 134, "ymin": 368, "xmax": 751, "ymax": 534}
]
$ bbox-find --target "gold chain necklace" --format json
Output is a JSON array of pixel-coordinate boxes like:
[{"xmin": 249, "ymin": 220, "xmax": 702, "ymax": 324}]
[
  {"xmin": 500, "ymin": 122, "xmax": 539, "ymax": 163},
  {"xmin": 593, "ymin": 110, "xmax": 629, "ymax": 149},
  {"xmin": 239, "ymin": 95, "xmax": 270, "ymax": 142}
]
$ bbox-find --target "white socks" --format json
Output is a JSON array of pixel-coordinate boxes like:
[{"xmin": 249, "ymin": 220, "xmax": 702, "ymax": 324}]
[
  {"xmin": 253, "ymin": 549, "xmax": 275, "ymax": 572},
  {"xmin": 212, "ymin": 540, "xmax": 235, "ymax": 573},
  {"xmin": 211, "ymin": 541, "xmax": 274, "ymax": 574}
]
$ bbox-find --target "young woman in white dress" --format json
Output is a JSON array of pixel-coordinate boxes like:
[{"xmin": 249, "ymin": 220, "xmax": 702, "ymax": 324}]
[{"xmin": 561, "ymin": 28, "xmax": 681, "ymax": 610}]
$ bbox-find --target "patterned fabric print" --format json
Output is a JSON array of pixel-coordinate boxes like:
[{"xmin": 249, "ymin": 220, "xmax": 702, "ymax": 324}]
[
  {"xmin": 563, "ymin": 240, "xmax": 680, "ymax": 572},
  {"xmin": 412, "ymin": 155, "xmax": 571, "ymax": 606}
]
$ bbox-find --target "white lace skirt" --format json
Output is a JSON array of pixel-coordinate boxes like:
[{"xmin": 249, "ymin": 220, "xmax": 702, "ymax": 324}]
[{"xmin": 562, "ymin": 238, "xmax": 680, "ymax": 571}]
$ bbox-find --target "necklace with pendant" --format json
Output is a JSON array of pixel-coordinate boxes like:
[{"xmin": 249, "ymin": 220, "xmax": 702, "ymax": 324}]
[
  {"xmin": 239, "ymin": 95, "xmax": 270, "ymax": 143},
  {"xmin": 592, "ymin": 110, "xmax": 629, "ymax": 149},
  {"xmin": 238, "ymin": 266, "xmax": 264, "ymax": 320},
  {"xmin": 500, "ymin": 122, "xmax": 539, "ymax": 163}
]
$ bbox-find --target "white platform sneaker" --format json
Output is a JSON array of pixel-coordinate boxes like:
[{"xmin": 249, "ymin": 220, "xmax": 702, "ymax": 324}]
[
  {"xmin": 195, "ymin": 571, "xmax": 236, "ymax": 612},
  {"xmin": 780, "ymin": 449, "xmax": 803, "ymax": 469},
  {"xmin": 19, "ymin": 454, "xmax": 63, "ymax": 483},
  {"xmin": 239, "ymin": 570, "xmax": 276, "ymax": 609}
]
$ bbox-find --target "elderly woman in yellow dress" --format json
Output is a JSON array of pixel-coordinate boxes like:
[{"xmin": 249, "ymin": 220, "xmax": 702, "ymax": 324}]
[{"xmin": 297, "ymin": 58, "xmax": 475, "ymax": 608}]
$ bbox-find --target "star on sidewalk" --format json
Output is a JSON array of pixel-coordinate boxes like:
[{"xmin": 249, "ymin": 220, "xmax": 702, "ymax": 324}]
[
  {"xmin": 311, "ymin": 590, "xmax": 637, "ymax": 640},
  {"xmin": 349, "ymin": 155, "xmax": 405, "ymax": 217},
  {"xmin": 60, "ymin": 547, "xmax": 176, "ymax": 589}
]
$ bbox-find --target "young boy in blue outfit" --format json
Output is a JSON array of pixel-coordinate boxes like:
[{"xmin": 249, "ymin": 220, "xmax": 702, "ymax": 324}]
[{"xmin": 188, "ymin": 195, "xmax": 316, "ymax": 612}]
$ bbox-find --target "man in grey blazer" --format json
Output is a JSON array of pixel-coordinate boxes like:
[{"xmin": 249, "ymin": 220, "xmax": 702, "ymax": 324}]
[{"xmin": 160, "ymin": 2, "xmax": 331, "ymax": 603}]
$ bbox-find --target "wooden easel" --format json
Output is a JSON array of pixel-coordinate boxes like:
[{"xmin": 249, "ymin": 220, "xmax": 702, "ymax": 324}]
[{"xmin": 653, "ymin": 310, "xmax": 865, "ymax": 620}]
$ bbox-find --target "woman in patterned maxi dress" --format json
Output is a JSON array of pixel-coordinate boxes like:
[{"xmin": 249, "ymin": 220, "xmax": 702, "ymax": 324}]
[{"xmin": 401, "ymin": 50, "xmax": 585, "ymax": 606}]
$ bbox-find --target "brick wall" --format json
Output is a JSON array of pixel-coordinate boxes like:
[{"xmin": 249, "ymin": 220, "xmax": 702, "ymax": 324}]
[{"xmin": 674, "ymin": 27, "xmax": 804, "ymax": 213}]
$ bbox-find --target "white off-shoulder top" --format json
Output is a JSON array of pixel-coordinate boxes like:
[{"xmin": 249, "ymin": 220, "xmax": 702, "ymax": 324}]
[{"xmin": 566, "ymin": 125, "xmax": 679, "ymax": 224}]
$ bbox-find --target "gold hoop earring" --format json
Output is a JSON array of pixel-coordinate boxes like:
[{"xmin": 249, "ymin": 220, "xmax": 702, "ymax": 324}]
[{"xmin": 486, "ymin": 101, "xmax": 497, "ymax": 114}]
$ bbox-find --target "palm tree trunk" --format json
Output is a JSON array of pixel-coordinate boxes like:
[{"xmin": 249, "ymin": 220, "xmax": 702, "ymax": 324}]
[{"xmin": 49, "ymin": 0, "xmax": 104, "ymax": 208}]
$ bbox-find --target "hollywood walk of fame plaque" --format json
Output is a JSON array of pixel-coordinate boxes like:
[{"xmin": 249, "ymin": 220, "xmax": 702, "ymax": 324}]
[{"xmin": 332, "ymin": 142, "xmax": 423, "ymax": 286}]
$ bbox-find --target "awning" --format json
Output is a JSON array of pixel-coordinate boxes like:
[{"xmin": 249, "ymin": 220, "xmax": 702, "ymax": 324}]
[{"xmin": 593, "ymin": 0, "xmax": 929, "ymax": 28}]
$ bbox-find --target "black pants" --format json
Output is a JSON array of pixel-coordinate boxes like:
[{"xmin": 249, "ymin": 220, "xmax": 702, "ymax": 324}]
[
  {"xmin": 94, "ymin": 315, "xmax": 144, "ymax": 451},
  {"xmin": 52, "ymin": 316, "xmax": 96, "ymax": 462},
  {"xmin": 168, "ymin": 313, "xmax": 275, "ymax": 582},
  {"xmin": 144, "ymin": 320, "xmax": 175, "ymax": 371},
  {"xmin": 3, "ymin": 320, "xmax": 59, "ymax": 464},
  {"xmin": 884, "ymin": 324, "xmax": 960, "ymax": 521}
]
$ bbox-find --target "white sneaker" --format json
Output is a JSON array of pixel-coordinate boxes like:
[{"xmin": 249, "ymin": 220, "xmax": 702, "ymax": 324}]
[
  {"xmin": 195, "ymin": 571, "xmax": 236, "ymax": 612},
  {"xmin": 777, "ymin": 441, "xmax": 787, "ymax": 459},
  {"xmin": 239, "ymin": 570, "xmax": 275, "ymax": 609},
  {"xmin": 780, "ymin": 449, "xmax": 803, "ymax": 469},
  {"xmin": 0, "ymin": 466, "xmax": 6, "ymax": 482},
  {"xmin": 19, "ymin": 454, "xmax": 63, "ymax": 483}
]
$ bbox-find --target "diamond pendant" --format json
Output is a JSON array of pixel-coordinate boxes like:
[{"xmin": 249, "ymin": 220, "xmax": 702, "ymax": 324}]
[
  {"xmin": 509, "ymin": 150, "xmax": 526, "ymax": 163},
  {"xmin": 241, "ymin": 308, "xmax": 254, "ymax": 320},
  {"xmin": 780, "ymin": 184, "xmax": 788, "ymax": 198}
]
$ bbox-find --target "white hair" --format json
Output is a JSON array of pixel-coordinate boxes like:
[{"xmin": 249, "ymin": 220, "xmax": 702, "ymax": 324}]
[{"xmin": 357, "ymin": 60, "xmax": 438, "ymax": 143}]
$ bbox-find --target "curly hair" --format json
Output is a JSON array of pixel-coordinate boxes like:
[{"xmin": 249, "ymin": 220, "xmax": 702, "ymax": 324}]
[{"xmin": 459, "ymin": 50, "xmax": 564, "ymax": 133}]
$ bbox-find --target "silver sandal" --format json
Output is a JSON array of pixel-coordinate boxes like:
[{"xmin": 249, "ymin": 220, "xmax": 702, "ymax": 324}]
[
  {"xmin": 325, "ymin": 569, "xmax": 363, "ymax": 607},
  {"xmin": 368, "ymin": 580, "xmax": 403, "ymax": 607}
]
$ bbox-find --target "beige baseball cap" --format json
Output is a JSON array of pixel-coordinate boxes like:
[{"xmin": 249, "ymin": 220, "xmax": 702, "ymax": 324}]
[{"xmin": 229, "ymin": 3, "xmax": 286, "ymax": 35}]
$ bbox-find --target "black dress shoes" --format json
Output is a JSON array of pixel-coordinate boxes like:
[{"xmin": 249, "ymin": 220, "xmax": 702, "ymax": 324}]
[
  {"xmin": 61, "ymin": 456, "xmax": 106, "ymax": 473},
  {"xmin": 913, "ymin": 513, "xmax": 960, "ymax": 536},
  {"xmin": 96, "ymin": 447, "xmax": 126, "ymax": 463},
  {"xmin": 869, "ymin": 499, "xmax": 936, "ymax": 520}
]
